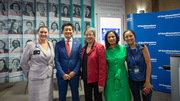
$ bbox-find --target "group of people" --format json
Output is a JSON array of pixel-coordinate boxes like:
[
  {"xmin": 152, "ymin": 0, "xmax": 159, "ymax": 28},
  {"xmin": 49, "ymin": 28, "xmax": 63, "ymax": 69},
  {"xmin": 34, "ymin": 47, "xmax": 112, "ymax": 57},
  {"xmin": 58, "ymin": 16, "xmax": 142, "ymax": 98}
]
[{"xmin": 20, "ymin": 22, "xmax": 153, "ymax": 101}]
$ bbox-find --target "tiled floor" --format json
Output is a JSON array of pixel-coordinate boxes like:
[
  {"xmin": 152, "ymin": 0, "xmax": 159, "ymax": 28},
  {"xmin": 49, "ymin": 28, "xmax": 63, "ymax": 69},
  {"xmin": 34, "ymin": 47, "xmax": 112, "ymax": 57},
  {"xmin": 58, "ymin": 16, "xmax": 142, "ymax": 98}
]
[{"xmin": 0, "ymin": 80, "xmax": 171, "ymax": 101}]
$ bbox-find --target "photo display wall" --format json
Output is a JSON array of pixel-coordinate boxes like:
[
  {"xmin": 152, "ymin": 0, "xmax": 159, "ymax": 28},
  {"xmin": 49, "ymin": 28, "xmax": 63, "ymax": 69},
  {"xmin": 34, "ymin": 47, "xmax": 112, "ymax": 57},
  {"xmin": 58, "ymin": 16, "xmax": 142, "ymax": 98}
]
[{"xmin": 0, "ymin": 0, "xmax": 93, "ymax": 83}]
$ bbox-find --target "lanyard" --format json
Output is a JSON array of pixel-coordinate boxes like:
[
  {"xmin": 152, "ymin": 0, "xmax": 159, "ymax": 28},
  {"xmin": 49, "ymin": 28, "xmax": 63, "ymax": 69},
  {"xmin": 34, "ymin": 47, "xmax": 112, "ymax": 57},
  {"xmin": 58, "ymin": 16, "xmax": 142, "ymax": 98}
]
[{"xmin": 128, "ymin": 46, "xmax": 138, "ymax": 65}]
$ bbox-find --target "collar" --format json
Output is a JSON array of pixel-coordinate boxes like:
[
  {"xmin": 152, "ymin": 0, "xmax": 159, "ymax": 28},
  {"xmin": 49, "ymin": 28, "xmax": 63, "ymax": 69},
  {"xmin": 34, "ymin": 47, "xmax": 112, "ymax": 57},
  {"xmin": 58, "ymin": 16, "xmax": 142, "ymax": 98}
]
[
  {"xmin": 65, "ymin": 37, "xmax": 72, "ymax": 42},
  {"xmin": 108, "ymin": 44, "xmax": 119, "ymax": 49},
  {"xmin": 85, "ymin": 41, "xmax": 95, "ymax": 49}
]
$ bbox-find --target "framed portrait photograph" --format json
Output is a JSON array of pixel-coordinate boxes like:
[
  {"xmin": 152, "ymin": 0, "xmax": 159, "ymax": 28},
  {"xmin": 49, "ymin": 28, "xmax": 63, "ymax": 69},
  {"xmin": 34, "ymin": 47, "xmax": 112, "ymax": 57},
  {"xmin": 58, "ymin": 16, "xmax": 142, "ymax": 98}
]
[{"xmin": 8, "ymin": 0, "xmax": 21, "ymax": 16}]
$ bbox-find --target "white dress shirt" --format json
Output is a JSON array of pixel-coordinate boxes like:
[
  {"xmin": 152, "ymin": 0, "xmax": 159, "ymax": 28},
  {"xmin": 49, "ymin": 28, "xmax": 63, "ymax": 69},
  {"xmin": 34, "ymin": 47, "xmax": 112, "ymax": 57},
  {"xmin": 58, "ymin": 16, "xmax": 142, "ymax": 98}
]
[{"xmin": 65, "ymin": 37, "xmax": 72, "ymax": 52}]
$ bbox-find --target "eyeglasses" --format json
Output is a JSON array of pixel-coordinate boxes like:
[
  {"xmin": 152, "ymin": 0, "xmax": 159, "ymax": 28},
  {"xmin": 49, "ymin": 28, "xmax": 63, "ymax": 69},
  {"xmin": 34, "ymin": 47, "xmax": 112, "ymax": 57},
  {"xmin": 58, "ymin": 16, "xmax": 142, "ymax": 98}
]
[{"xmin": 85, "ymin": 34, "xmax": 94, "ymax": 37}]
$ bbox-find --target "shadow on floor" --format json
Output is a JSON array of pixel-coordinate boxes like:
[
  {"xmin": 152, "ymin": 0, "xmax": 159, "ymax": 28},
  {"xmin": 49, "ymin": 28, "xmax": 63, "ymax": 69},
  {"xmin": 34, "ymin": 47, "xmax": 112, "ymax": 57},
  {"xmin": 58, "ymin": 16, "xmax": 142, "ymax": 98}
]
[{"xmin": 0, "ymin": 81, "xmax": 171, "ymax": 101}]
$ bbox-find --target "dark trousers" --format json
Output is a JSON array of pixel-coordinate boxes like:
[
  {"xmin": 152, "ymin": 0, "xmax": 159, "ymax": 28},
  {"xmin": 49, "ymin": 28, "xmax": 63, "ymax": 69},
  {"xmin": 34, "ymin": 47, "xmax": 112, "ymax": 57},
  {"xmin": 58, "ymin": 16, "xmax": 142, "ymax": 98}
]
[
  {"xmin": 57, "ymin": 75, "xmax": 79, "ymax": 101},
  {"xmin": 83, "ymin": 81, "xmax": 102, "ymax": 101},
  {"xmin": 129, "ymin": 79, "xmax": 152, "ymax": 101}
]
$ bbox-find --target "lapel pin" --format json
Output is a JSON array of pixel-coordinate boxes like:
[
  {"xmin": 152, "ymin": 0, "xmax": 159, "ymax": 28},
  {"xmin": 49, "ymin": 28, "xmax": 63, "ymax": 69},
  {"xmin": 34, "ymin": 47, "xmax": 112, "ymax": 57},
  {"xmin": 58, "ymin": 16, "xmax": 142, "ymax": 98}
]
[{"xmin": 36, "ymin": 44, "xmax": 39, "ymax": 48}]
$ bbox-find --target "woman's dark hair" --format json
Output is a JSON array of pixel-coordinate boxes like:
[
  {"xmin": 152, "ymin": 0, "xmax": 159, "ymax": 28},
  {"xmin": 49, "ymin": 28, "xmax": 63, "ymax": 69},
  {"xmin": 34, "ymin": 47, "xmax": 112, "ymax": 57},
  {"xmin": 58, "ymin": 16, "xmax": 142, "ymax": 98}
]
[
  {"xmin": 0, "ymin": 21, "xmax": 5, "ymax": 26},
  {"xmin": 51, "ymin": 22, "xmax": 58, "ymax": 30},
  {"xmin": 39, "ymin": 21, "xmax": 45, "ymax": 27},
  {"xmin": 105, "ymin": 30, "xmax": 119, "ymax": 49},
  {"xmin": 63, "ymin": 5, "xmax": 68, "ymax": 10},
  {"xmin": 74, "ymin": 22, "xmax": 80, "ymax": 31},
  {"xmin": 74, "ymin": 6, "xmax": 80, "ymax": 15},
  {"xmin": 0, "ymin": 2, "xmax": 5, "ymax": 15},
  {"xmin": 0, "ymin": 59, "xmax": 7, "ymax": 68},
  {"xmin": 10, "ymin": 21, "xmax": 18, "ymax": 29},
  {"xmin": 37, "ymin": 2, "xmax": 45, "ymax": 11},
  {"xmin": 123, "ymin": 29, "xmax": 136, "ymax": 40},
  {"xmin": 62, "ymin": 22, "xmax": 74, "ymax": 31},
  {"xmin": 51, "ymin": 39, "xmax": 57, "ymax": 43},
  {"xmin": 25, "ymin": 3, "xmax": 33, "ymax": 11},
  {"xmin": 85, "ymin": 6, "xmax": 91, "ymax": 16},
  {"xmin": 10, "ymin": 2, "xmax": 20, "ymax": 10},
  {"xmin": 26, "ymin": 39, "xmax": 32, "ymax": 44},
  {"xmin": 52, "ymin": 4, "xmax": 57, "ymax": 17},
  {"xmin": 12, "ymin": 58, "xmax": 20, "ymax": 64},
  {"xmin": 12, "ymin": 40, "xmax": 20, "ymax": 47},
  {"xmin": 0, "ymin": 40, "xmax": 6, "ymax": 49},
  {"xmin": 26, "ymin": 21, "xmax": 32, "ymax": 26}
]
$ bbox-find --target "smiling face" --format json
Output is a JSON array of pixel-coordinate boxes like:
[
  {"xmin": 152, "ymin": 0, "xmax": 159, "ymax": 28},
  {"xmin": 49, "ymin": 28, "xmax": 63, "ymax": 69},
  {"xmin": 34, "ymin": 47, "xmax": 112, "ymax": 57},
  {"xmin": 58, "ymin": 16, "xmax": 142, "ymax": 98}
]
[
  {"xmin": 38, "ymin": 4, "xmax": 45, "ymax": 12},
  {"xmin": 63, "ymin": 7, "xmax": 68, "ymax": 14},
  {"xmin": 13, "ymin": 3, "xmax": 20, "ymax": 12},
  {"xmin": 0, "ymin": 41, "xmax": 5, "ymax": 49},
  {"xmin": 12, "ymin": 22, "xmax": 19, "ymax": 30},
  {"xmin": 75, "ymin": 23, "xmax": 79, "ymax": 31},
  {"xmin": 84, "ymin": 30, "xmax": 95, "ymax": 43},
  {"xmin": 12, "ymin": 59, "xmax": 19, "ymax": 69},
  {"xmin": 12, "ymin": 40, "xmax": 20, "ymax": 48},
  {"xmin": 38, "ymin": 27, "xmax": 49, "ymax": 42},
  {"xmin": 107, "ymin": 32, "xmax": 117, "ymax": 46},
  {"xmin": 0, "ymin": 60, "xmax": 5, "ymax": 70},
  {"xmin": 26, "ymin": 22, "xmax": 32, "ymax": 29},
  {"xmin": 124, "ymin": 31, "xmax": 136, "ymax": 45},
  {"xmin": 0, "ymin": 22, "xmax": 4, "ymax": 30},
  {"xmin": 26, "ymin": 5, "xmax": 32, "ymax": 12},
  {"xmin": 62, "ymin": 26, "xmax": 74, "ymax": 40},
  {"xmin": 52, "ymin": 23, "xmax": 57, "ymax": 30},
  {"xmin": 39, "ymin": 22, "xmax": 45, "ymax": 27}
]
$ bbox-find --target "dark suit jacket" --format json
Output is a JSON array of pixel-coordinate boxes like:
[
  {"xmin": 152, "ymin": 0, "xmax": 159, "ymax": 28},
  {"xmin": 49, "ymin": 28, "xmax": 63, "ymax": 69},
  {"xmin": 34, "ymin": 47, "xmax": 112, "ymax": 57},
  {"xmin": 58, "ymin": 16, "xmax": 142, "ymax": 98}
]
[
  {"xmin": 55, "ymin": 39, "xmax": 82, "ymax": 79},
  {"xmin": 81, "ymin": 41, "xmax": 107, "ymax": 86}
]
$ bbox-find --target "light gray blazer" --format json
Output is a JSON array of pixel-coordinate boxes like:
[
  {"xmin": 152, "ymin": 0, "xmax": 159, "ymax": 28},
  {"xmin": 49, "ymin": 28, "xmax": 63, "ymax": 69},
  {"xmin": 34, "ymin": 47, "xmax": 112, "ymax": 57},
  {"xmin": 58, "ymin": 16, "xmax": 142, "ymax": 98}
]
[{"xmin": 20, "ymin": 40, "xmax": 55, "ymax": 80}]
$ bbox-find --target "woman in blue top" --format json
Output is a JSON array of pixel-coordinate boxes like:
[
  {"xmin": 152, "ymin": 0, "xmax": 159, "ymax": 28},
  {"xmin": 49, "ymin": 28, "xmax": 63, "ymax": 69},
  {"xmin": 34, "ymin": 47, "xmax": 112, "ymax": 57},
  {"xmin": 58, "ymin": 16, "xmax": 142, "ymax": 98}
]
[{"xmin": 123, "ymin": 29, "xmax": 152, "ymax": 101}]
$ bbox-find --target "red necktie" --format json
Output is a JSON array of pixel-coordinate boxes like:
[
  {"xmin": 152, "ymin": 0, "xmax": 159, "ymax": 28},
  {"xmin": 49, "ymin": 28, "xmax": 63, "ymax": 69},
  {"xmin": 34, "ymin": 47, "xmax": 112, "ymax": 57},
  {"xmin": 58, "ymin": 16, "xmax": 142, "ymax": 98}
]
[
  {"xmin": 66, "ymin": 40, "xmax": 70, "ymax": 73},
  {"xmin": 66, "ymin": 40, "xmax": 70, "ymax": 57}
]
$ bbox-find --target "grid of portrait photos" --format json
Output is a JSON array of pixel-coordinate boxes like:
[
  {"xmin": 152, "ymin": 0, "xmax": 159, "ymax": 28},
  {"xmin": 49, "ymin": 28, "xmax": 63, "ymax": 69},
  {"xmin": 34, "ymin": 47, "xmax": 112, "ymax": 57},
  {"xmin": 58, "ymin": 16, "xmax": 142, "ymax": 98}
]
[{"xmin": 0, "ymin": 0, "xmax": 92, "ymax": 83}]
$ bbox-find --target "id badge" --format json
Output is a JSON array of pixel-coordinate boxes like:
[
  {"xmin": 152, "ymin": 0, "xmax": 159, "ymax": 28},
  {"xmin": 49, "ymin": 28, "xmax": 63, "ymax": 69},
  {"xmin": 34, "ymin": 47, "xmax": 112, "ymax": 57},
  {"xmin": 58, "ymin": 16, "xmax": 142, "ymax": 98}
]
[
  {"xmin": 33, "ymin": 50, "xmax": 40, "ymax": 55},
  {"xmin": 134, "ymin": 66, "xmax": 139, "ymax": 74}
]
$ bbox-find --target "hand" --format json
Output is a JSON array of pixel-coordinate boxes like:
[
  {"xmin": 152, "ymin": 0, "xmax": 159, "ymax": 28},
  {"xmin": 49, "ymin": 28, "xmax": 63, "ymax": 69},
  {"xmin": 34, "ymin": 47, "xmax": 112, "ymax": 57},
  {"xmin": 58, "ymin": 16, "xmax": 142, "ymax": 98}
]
[
  {"xmin": 69, "ymin": 71, "xmax": 76, "ymax": 78},
  {"xmin": 98, "ymin": 86, "xmax": 104, "ymax": 93},
  {"xmin": 143, "ymin": 82, "xmax": 152, "ymax": 92},
  {"xmin": 62, "ymin": 74, "xmax": 71, "ymax": 80}
]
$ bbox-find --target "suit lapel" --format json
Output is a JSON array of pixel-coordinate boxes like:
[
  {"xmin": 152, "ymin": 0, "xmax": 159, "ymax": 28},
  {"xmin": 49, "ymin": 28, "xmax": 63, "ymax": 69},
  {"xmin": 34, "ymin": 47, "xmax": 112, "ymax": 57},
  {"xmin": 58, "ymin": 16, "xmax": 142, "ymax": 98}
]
[
  {"xmin": 47, "ymin": 41, "xmax": 54, "ymax": 71},
  {"xmin": 33, "ymin": 41, "xmax": 47, "ymax": 65},
  {"xmin": 88, "ymin": 48, "xmax": 95, "ymax": 55},
  {"xmin": 36, "ymin": 40, "xmax": 47, "ymax": 56},
  {"xmin": 62, "ymin": 40, "xmax": 69, "ymax": 57},
  {"xmin": 70, "ymin": 39, "xmax": 77, "ymax": 58},
  {"xmin": 88, "ymin": 41, "xmax": 96, "ymax": 55},
  {"xmin": 47, "ymin": 41, "xmax": 53, "ymax": 63}
]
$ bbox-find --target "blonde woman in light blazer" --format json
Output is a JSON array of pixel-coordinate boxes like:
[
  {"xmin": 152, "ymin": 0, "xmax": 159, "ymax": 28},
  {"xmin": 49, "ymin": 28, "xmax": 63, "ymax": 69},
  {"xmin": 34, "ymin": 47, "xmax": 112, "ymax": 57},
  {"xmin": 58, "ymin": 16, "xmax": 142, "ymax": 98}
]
[{"xmin": 20, "ymin": 26, "xmax": 55, "ymax": 101}]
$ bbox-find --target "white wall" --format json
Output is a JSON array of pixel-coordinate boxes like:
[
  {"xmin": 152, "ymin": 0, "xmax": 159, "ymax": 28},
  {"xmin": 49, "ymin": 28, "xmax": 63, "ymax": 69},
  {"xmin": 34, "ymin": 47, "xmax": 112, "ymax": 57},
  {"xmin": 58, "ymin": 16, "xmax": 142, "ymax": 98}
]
[{"xmin": 94, "ymin": 0, "xmax": 126, "ymax": 45}]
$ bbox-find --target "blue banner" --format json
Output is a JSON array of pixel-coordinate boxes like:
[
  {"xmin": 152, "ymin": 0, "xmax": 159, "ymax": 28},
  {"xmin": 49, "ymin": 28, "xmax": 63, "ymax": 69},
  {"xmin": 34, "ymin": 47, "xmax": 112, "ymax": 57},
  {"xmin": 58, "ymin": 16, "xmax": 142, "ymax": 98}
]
[
  {"xmin": 127, "ymin": 9, "xmax": 180, "ymax": 93},
  {"xmin": 102, "ymin": 28, "xmax": 120, "ymax": 41}
]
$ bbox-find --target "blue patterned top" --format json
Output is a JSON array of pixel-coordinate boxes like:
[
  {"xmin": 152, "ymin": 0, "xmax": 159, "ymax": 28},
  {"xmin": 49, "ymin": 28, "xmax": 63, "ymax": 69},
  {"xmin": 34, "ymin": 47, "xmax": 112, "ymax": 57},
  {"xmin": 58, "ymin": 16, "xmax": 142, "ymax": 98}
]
[{"xmin": 126, "ymin": 44, "xmax": 146, "ymax": 81}]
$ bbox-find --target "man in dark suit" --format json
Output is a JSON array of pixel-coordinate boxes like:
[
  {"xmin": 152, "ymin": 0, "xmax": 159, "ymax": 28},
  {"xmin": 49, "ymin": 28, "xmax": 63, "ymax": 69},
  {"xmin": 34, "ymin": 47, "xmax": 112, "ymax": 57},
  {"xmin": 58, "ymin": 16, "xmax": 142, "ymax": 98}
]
[{"xmin": 55, "ymin": 22, "xmax": 82, "ymax": 101}]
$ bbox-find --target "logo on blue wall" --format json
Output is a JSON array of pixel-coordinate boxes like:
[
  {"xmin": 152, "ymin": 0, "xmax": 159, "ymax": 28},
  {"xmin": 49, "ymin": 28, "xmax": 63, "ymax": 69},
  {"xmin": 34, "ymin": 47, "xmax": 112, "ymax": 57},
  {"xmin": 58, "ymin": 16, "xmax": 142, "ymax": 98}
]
[{"xmin": 102, "ymin": 28, "xmax": 120, "ymax": 41}]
